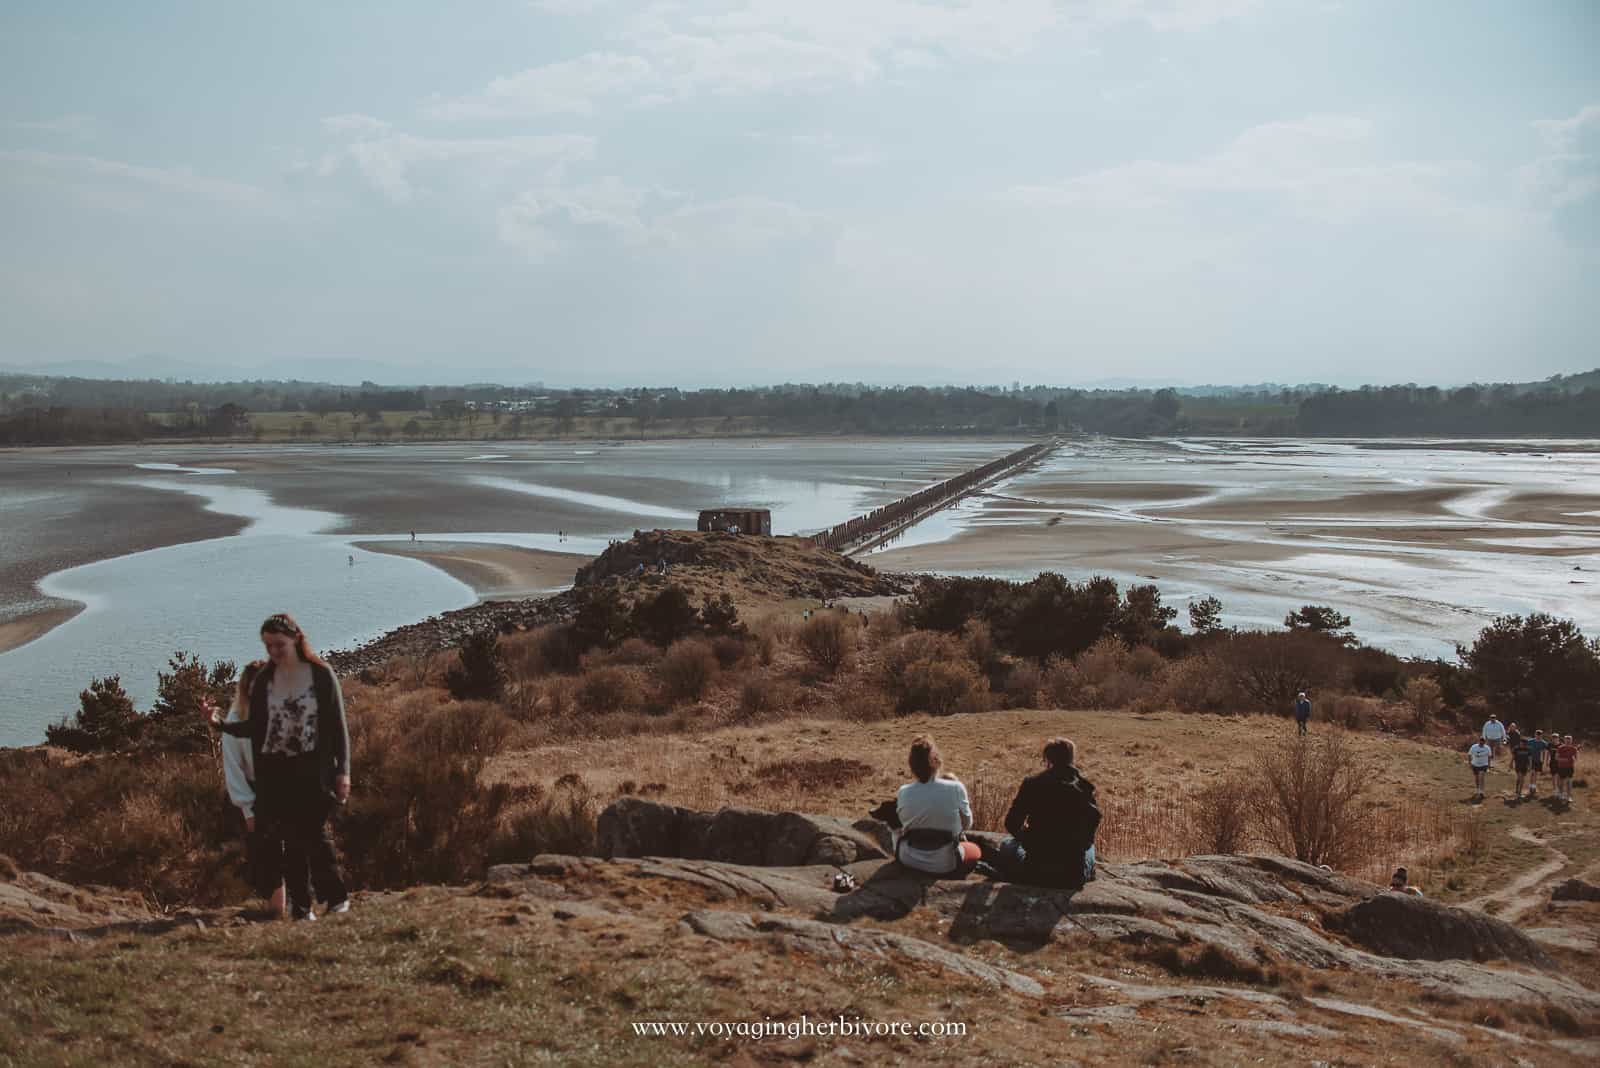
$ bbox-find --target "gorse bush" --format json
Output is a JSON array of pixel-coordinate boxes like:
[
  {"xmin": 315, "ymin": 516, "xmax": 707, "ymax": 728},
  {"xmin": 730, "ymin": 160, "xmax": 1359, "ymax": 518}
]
[
  {"xmin": 445, "ymin": 630, "xmax": 509, "ymax": 701},
  {"xmin": 631, "ymin": 585, "xmax": 699, "ymax": 646},
  {"xmin": 798, "ymin": 612, "xmax": 854, "ymax": 676},
  {"xmin": 658, "ymin": 638, "xmax": 719, "ymax": 704},
  {"xmin": 579, "ymin": 665, "xmax": 644, "ymax": 714}
]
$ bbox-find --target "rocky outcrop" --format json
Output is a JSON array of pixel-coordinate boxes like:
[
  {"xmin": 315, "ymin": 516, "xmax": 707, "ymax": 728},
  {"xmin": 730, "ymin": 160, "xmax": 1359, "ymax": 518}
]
[
  {"xmin": 574, "ymin": 529, "xmax": 906, "ymax": 600},
  {"xmin": 1552, "ymin": 878, "xmax": 1600, "ymax": 903},
  {"xmin": 597, "ymin": 797, "xmax": 890, "ymax": 867},
  {"xmin": 1326, "ymin": 890, "xmax": 1553, "ymax": 967},
  {"xmin": 679, "ymin": 910, "xmax": 1045, "ymax": 997}
]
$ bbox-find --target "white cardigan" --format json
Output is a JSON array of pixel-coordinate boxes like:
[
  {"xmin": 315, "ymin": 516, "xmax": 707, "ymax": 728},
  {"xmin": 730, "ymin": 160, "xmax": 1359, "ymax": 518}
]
[{"xmin": 221, "ymin": 697, "xmax": 257, "ymax": 821}]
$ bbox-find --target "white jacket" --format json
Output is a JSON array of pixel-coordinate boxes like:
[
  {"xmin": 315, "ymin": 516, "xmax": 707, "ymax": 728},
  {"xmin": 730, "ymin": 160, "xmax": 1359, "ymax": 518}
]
[
  {"xmin": 221, "ymin": 696, "xmax": 257, "ymax": 820},
  {"xmin": 1481, "ymin": 719, "xmax": 1506, "ymax": 742},
  {"xmin": 895, "ymin": 776, "xmax": 972, "ymax": 874}
]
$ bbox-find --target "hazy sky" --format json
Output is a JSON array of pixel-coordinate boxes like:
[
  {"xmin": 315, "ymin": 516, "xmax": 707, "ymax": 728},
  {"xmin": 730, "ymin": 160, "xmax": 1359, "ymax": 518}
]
[{"xmin": 2, "ymin": 1, "xmax": 1597, "ymax": 387}]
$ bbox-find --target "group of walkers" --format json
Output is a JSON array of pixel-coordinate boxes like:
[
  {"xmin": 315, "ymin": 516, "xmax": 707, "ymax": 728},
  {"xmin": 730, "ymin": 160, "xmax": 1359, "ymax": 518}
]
[
  {"xmin": 207, "ymin": 613, "xmax": 352, "ymax": 921},
  {"xmin": 888, "ymin": 735, "xmax": 1101, "ymax": 889},
  {"xmin": 1469, "ymin": 714, "xmax": 1580, "ymax": 804}
]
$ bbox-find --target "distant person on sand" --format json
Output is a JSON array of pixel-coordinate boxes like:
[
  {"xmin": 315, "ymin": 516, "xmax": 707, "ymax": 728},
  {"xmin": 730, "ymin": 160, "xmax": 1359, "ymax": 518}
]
[
  {"xmin": 992, "ymin": 737, "xmax": 1101, "ymax": 889},
  {"xmin": 1481, "ymin": 714, "xmax": 1506, "ymax": 756},
  {"xmin": 218, "ymin": 614, "xmax": 352, "ymax": 920},
  {"xmin": 1510, "ymin": 727, "xmax": 1531, "ymax": 799},
  {"xmin": 894, "ymin": 737, "xmax": 981, "ymax": 877},
  {"xmin": 1527, "ymin": 730, "xmax": 1550, "ymax": 798},
  {"xmin": 1294, "ymin": 692, "xmax": 1312, "ymax": 735},
  {"xmin": 410, "ymin": 530, "xmax": 415, "ymax": 542},
  {"xmin": 1468, "ymin": 737, "xmax": 1493, "ymax": 801},
  {"xmin": 1552, "ymin": 735, "xmax": 1579, "ymax": 803},
  {"xmin": 207, "ymin": 660, "xmax": 285, "ymax": 917},
  {"xmin": 1389, "ymin": 867, "xmax": 1423, "ymax": 896}
]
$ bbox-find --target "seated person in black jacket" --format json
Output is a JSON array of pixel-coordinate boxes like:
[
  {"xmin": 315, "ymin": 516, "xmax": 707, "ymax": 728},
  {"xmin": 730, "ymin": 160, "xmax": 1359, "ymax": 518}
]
[{"xmin": 994, "ymin": 737, "xmax": 1100, "ymax": 888}]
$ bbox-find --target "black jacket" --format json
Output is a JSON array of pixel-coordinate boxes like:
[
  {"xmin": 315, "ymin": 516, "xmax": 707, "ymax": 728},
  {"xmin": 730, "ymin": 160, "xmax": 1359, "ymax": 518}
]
[
  {"xmin": 1003, "ymin": 765, "xmax": 1100, "ymax": 867},
  {"xmin": 219, "ymin": 661, "xmax": 350, "ymax": 800}
]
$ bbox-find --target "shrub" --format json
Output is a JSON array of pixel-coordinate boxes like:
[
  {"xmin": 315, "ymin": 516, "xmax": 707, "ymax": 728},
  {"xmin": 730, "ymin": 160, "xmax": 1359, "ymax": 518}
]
[
  {"xmin": 578, "ymin": 666, "xmax": 643, "ymax": 714},
  {"xmin": 1403, "ymin": 676, "xmax": 1442, "ymax": 730},
  {"xmin": 445, "ymin": 630, "xmax": 509, "ymax": 701},
  {"xmin": 658, "ymin": 638, "xmax": 719, "ymax": 704},
  {"xmin": 1158, "ymin": 654, "xmax": 1241, "ymax": 713},
  {"xmin": 631, "ymin": 585, "xmax": 700, "ymax": 646},
  {"xmin": 738, "ymin": 674, "xmax": 793, "ymax": 719},
  {"xmin": 887, "ymin": 658, "xmax": 990, "ymax": 716},
  {"xmin": 343, "ymin": 699, "xmax": 519, "ymax": 887},
  {"xmin": 1249, "ymin": 733, "xmax": 1368, "ymax": 866},
  {"xmin": 1212, "ymin": 630, "xmax": 1348, "ymax": 715},
  {"xmin": 963, "ymin": 619, "xmax": 1003, "ymax": 680},
  {"xmin": 570, "ymin": 587, "xmax": 631, "ymax": 652},
  {"xmin": 490, "ymin": 780, "xmax": 599, "ymax": 862},
  {"xmin": 1189, "ymin": 777, "xmax": 1251, "ymax": 854},
  {"xmin": 1000, "ymin": 660, "xmax": 1043, "ymax": 708},
  {"xmin": 699, "ymin": 593, "xmax": 744, "ymax": 636},
  {"xmin": 1042, "ymin": 638, "xmax": 1150, "ymax": 710},
  {"xmin": 798, "ymin": 612, "xmax": 854, "ymax": 676},
  {"xmin": 609, "ymin": 637, "xmax": 661, "ymax": 666},
  {"xmin": 46, "ymin": 676, "xmax": 141, "ymax": 753},
  {"xmin": 710, "ymin": 634, "xmax": 748, "ymax": 669}
]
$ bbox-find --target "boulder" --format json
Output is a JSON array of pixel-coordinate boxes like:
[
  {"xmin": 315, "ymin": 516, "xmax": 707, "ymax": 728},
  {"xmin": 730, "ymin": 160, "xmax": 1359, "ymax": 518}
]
[
  {"xmin": 597, "ymin": 798, "xmax": 888, "ymax": 867},
  {"xmin": 1325, "ymin": 891, "xmax": 1553, "ymax": 968},
  {"xmin": 1551, "ymin": 878, "xmax": 1600, "ymax": 903}
]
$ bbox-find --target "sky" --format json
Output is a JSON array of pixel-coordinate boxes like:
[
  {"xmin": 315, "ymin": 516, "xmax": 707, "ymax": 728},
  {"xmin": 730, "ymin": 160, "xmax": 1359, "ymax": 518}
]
[{"xmin": 1, "ymin": 0, "xmax": 1597, "ymax": 388}]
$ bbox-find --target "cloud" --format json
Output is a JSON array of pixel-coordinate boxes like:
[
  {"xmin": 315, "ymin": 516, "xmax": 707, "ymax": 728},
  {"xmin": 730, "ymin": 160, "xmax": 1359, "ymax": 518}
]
[
  {"xmin": 321, "ymin": 113, "xmax": 393, "ymax": 135},
  {"xmin": 440, "ymin": 0, "xmax": 1259, "ymax": 118},
  {"xmin": 1006, "ymin": 115, "xmax": 1475, "ymax": 225},
  {"xmin": 0, "ymin": 149, "xmax": 268, "ymax": 205},
  {"xmin": 496, "ymin": 179, "xmax": 813, "ymax": 258},
  {"xmin": 1521, "ymin": 103, "xmax": 1600, "ymax": 209},
  {"xmin": 424, "ymin": 53, "xmax": 652, "ymax": 119},
  {"xmin": 8, "ymin": 114, "xmax": 95, "ymax": 136},
  {"xmin": 314, "ymin": 128, "xmax": 596, "ymax": 202}
]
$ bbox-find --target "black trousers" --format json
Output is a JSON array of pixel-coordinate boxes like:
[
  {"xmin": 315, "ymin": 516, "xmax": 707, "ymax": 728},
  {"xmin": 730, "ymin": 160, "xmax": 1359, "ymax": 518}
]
[{"xmin": 257, "ymin": 755, "xmax": 348, "ymax": 913}]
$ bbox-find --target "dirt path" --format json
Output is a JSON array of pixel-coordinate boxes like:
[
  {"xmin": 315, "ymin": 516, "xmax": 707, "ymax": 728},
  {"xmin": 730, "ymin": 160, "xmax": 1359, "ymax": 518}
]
[{"xmin": 1462, "ymin": 826, "xmax": 1569, "ymax": 922}]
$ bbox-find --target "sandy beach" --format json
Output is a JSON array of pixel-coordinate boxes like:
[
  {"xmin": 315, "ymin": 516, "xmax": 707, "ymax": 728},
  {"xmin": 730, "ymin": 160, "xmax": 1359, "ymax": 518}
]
[
  {"xmin": 356, "ymin": 540, "xmax": 593, "ymax": 600},
  {"xmin": 0, "ymin": 605, "xmax": 83, "ymax": 656}
]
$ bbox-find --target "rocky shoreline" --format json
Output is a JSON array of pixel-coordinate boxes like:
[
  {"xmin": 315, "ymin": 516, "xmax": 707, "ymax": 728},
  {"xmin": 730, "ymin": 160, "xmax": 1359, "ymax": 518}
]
[{"xmin": 326, "ymin": 591, "xmax": 578, "ymax": 678}]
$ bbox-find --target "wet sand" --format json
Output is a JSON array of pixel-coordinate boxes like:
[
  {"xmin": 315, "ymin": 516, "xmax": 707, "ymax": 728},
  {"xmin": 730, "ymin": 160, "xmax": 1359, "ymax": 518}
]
[
  {"xmin": 356, "ymin": 541, "xmax": 593, "ymax": 600},
  {"xmin": 0, "ymin": 605, "xmax": 83, "ymax": 655}
]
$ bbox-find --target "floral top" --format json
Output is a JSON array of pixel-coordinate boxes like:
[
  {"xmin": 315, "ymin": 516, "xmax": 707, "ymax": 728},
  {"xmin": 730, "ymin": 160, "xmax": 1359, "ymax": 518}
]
[{"xmin": 263, "ymin": 668, "xmax": 320, "ymax": 757}]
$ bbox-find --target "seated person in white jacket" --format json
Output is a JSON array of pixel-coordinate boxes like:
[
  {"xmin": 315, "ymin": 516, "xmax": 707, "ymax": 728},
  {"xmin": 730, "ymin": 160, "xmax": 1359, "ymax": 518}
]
[
  {"xmin": 894, "ymin": 736, "xmax": 982, "ymax": 876},
  {"xmin": 211, "ymin": 661, "xmax": 286, "ymax": 916}
]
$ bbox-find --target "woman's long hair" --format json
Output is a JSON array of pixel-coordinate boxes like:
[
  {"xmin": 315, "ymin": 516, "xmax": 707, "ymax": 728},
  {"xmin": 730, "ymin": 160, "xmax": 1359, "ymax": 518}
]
[
  {"xmin": 236, "ymin": 659, "xmax": 266, "ymax": 715},
  {"xmin": 260, "ymin": 612, "xmax": 328, "ymax": 667}
]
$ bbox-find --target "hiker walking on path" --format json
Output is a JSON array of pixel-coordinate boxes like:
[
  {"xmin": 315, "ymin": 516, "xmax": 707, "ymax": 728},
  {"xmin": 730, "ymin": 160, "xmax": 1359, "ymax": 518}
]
[
  {"xmin": 1527, "ymin": 730, "xmax": 1550, "ymax": 798},
  {"xmin": 219, "ymin": 613, "xmax": 353, "ymax": 920},
  {"xmin": 1468, "ymin": 737, "xmax": 1493, "ymax": 801},
  {"xmin": 1482, "ymin": 714, "xmax": 1507, "ymax": 756},
  {"xmin": 1294, "ymin": 692, "xmax": 1312, "ymax": 735},
  {"xmin": 893, "ymin": 737, "xmax": 981, "ymax": 877},
  {"xmin": 1510, "ymin": 727, "xmax": 1531, "ymax": 799},
  {"xmin": 1552, "ymin": 735, "xmax": 1580, "ymax": 803},
  {"xmin": 994, "ymin": 737, "xmax": 1102, "ymax": 889}
]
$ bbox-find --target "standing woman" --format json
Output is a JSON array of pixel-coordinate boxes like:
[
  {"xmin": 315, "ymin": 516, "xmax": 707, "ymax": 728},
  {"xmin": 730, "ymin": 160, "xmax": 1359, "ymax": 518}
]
[{"xmin": 241, "ymin": 613, "xmax": 352, "ymax": 920}]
